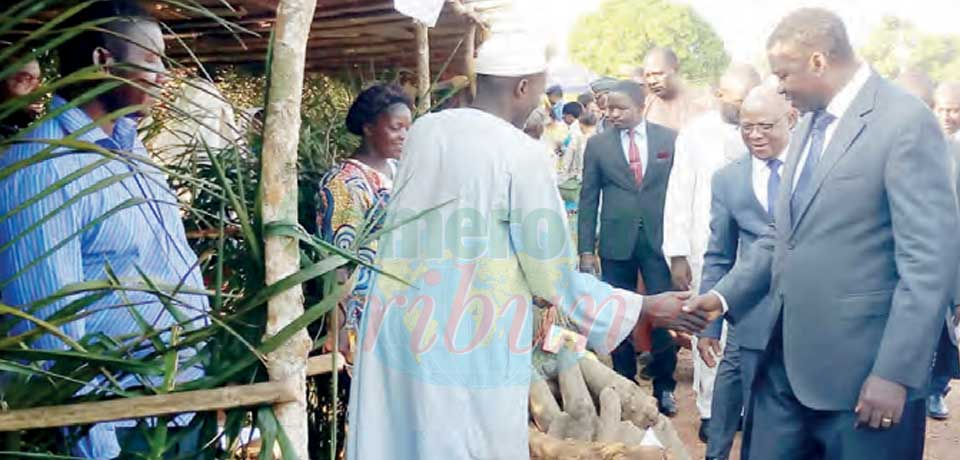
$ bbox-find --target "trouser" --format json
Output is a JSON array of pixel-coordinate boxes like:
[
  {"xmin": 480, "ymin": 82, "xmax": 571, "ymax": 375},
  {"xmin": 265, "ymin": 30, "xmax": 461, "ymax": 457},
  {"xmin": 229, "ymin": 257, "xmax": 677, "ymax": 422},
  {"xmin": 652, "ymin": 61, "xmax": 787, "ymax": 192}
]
[
  {"xmin": 749, "ymin": 341, "xmax": 926, "ymax": 460},
  {"xmin": 930, "ymin": 326, "xmax": 960, "ymax": 396},
  {"xmin": 705, "ymin": 326, "xmax": 751, "ymax": 459},
  {"xmin": 600, "ymin": 231, "xmax": 675, "ymax": 393}
]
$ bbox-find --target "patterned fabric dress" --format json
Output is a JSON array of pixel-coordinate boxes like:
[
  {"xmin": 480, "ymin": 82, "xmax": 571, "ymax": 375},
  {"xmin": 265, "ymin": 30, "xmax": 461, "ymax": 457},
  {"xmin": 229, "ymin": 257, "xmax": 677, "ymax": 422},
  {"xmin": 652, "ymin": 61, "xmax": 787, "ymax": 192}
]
[{"xmin": 316, "ymin": 158, "xmax": 394, "ymax": 327}]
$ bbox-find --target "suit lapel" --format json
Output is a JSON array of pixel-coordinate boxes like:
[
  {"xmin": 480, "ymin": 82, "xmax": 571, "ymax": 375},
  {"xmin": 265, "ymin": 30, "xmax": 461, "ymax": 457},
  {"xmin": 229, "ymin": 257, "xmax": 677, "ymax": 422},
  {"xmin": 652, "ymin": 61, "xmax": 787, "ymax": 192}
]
[
  {"xmin": 791, "ymin": 75, "xmax": 879, "ymax": 232},
  {"xmin": 604, "ymin": 129, "xmax": 638, "ymax": 191},
  {"xmin": 778, "ymin": 114, "xmax": 812, "ymax": 232}
]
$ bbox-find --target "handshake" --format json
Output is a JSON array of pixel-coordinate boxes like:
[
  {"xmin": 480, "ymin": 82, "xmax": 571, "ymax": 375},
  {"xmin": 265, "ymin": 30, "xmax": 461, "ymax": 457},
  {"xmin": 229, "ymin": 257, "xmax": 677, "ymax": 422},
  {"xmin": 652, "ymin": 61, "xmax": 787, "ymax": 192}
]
[{"xmin": 642, "ymin": 291, "xmax": 726, "ymax": 334}]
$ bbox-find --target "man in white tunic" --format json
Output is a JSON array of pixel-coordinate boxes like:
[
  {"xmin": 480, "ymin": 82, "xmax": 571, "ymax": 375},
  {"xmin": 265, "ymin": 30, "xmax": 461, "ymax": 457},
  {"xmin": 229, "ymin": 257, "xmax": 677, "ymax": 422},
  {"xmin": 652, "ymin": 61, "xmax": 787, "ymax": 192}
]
[
  {"xmin": 346, "ymin": 31, "xmax": 698, "ymax": 460},
  {"xmin": 660, "ymin": 64, "xmax": 760, "ymax": 441}
]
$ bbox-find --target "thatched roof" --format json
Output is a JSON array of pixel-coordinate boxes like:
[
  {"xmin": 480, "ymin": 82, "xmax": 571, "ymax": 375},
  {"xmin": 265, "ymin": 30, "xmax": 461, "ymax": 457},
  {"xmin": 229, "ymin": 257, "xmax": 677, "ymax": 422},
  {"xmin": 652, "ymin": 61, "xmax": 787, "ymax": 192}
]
[{"xmin": 153, "ymin": 0, "xmax": 508, "ymax": 75}]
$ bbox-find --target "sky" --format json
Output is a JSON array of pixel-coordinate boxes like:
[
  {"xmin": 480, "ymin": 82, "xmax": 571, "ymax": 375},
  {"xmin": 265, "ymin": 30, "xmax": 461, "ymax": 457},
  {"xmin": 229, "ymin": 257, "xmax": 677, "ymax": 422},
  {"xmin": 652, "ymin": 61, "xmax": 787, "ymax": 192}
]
[{"xmin": 537, "ymin": 0, "xmax": 960, "ymax": 62}]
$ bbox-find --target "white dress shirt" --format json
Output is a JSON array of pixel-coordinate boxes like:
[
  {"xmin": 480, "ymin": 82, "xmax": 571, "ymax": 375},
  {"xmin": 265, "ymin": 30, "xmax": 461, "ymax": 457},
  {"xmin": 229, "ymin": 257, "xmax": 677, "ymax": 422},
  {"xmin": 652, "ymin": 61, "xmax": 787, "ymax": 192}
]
[
  {"xmin": 792, "ymin": 63, "xmax": 873, "ymax": 189},
  {"xmin": 752, "ymin": 148, "xmax": 789, "ymax": 214},
  {"xmin": 620, "ymin": 121, "xmax": 649, "ymax": 176}
]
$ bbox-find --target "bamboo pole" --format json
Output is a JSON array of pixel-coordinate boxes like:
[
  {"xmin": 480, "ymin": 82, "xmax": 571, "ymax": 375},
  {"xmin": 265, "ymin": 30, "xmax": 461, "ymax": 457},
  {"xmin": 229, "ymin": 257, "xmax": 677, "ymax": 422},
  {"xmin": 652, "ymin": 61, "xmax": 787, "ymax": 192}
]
[
  {"xmin": 415, "ymin": 20, "xmax": 431, "ymax": 113},
  {"xmin": 0, "ymin": 380, "xmax": 300, "ymax": 432},
  {"xmin": 260, "ymin": 0, "xmax": 317, "ymax": 458},
  {"xmin": 465, "ymin": 23, "xmax": 477, "ymax": 99},
  {"xmin": 306, "ymin": 352, "xmax": 346, "ymax": 376}
]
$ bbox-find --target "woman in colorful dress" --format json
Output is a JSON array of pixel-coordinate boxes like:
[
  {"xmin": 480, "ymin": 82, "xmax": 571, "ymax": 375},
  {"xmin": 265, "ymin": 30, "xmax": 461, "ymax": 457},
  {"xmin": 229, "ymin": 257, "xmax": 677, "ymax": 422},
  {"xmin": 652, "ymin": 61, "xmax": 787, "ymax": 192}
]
[{"xmin": 317, "ymin": 84, "xmax": 413, "ymax": 357}]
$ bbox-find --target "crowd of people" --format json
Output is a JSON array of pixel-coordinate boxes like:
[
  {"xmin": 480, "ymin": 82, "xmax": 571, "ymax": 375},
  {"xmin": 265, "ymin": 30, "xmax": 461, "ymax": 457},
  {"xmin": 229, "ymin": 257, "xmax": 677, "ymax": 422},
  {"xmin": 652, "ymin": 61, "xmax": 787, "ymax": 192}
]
[{"xmin": 2, "ymin": 1, "xmax": 960, "ymax": 459}]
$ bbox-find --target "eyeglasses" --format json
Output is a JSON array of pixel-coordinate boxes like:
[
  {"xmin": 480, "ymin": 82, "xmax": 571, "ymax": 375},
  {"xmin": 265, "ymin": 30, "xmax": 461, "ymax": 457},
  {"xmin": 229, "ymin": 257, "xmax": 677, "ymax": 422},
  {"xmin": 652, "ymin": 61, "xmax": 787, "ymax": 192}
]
[{"xmin": 740, "ymin": 116, "xmax": 786, "ymax": 135}]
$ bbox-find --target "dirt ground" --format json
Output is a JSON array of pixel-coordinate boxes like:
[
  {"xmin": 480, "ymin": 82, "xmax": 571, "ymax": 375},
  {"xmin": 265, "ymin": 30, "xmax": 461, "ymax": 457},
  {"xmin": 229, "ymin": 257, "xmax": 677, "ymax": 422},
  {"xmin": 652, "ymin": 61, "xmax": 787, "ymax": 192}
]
[{"xmin": 666, "ymin": 350, "xmax": 960, "ymax": 460}]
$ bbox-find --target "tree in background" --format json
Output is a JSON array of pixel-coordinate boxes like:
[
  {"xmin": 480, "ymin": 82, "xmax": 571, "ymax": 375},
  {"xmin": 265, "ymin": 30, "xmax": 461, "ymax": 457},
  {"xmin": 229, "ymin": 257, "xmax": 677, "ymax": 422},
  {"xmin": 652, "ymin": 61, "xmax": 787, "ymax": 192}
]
[
  {"xmin": 569, "ymin": 0, "xmax": 728, "ymax": 84},
  {"xmin": 861, "ymin": 16, "xmax": 960, "ymax": 82}
]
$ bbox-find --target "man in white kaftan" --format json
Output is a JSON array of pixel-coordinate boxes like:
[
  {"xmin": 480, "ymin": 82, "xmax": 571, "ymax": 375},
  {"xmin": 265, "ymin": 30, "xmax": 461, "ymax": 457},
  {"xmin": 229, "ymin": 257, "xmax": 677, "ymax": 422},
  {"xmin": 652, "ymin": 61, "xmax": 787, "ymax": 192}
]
[
  {"xmin": 660, "ymin": 64, "xmax": 760, "ymax": 437},
  {"xmin": 345, "ymin": 30, "xmax": 695, "ymax": 460}
]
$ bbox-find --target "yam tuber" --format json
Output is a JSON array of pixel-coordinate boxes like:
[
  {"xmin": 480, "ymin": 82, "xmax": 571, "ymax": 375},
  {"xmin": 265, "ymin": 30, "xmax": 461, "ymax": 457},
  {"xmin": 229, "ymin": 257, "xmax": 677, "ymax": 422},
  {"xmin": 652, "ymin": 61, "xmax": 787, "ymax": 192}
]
[
  {"xmin": 547, "ymin": 412, "xmax": 572, "ymax": 439},
  {"xmin": 558, "ymin": 357, "xmax": 599, "ymax": 441},
  {"xmin": 596, "ymin": 387, "xmax": 646, "ymax": 446},
  {"xmin": 650, "ymin": 414, "xmax": 690, "ymax": 460},
  {"xmin": 530, "ymin": 378, "xmax": 563, "ymax": 431},
  {"xmin": 529, "ymin": 427, "xmax": 667, "ymax": 460},
  {"xmin": 579, "ymin": 356, "xmax": 660, "ymax": 429}
]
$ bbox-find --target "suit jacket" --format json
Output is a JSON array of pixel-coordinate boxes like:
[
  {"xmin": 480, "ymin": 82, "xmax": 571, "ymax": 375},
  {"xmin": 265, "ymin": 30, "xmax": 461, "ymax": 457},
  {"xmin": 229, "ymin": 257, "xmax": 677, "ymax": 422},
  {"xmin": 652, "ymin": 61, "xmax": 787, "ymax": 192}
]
[
  {"xmin": 699, "ymin": 157, "xmax": 777, "ymax": 351},
  {"xmin": 578, "ymin": 122, "xmax": 677, "ymax": 261},
  {"xmin": 713, "ymin": 74, "xmax": 960, "ymax": 411}
]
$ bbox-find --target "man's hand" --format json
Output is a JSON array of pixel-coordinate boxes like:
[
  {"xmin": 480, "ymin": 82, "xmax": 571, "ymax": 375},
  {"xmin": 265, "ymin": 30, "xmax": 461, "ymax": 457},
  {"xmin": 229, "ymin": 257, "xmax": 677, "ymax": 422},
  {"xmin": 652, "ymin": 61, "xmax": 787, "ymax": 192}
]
[
  {"xmin": 670, "ymin": 257, "xmax": 693, "ymax": 291},
  {"xmin": 697, "ymin": 337, "xmax": 723, "ymax": 368},
  {"xmin": 643, "ymin": 291, "xmax": 708, "ymax": 333},
  {"xmin": 855, "ymin": 375, "xmax": 907, "ymax": 430},
  {"xmin": 579, "ymin": 253, "xmax": 599, "ymax": 276},
  {"xmin": 683, "ymin": 292, "xmax": 725, "ymax": 322}
]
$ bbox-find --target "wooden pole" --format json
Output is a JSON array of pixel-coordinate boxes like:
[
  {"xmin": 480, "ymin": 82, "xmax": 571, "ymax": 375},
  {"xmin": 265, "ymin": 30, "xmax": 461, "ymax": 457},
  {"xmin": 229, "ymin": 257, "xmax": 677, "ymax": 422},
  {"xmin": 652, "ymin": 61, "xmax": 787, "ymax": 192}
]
[
  {"xmin": 465, "ymin": 23, "xmax": 477, "ymax": 100},
  {"xmin": 0, "ymin": 380, "xmax": 300, "ymax": 432},
  {"xmin": 415, "ymin": 20, "xmax": 431, "ymax": 113},
  {"xmin": 260, "ymin": 0, "xmax": 317, "ymax": 458}
]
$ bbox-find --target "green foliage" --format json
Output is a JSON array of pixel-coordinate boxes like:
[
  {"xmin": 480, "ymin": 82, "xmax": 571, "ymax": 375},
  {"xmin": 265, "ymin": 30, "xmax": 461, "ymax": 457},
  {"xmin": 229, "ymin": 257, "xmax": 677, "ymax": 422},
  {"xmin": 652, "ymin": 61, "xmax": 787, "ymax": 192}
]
[
  {"xmin": 0, "ymin": 2, "xmax": 370, "ymax": 458},
  {"xmin": 861, "ymin": 16, "xmax": 960, "ymax": 81},
  {"xmin": 568, "ymin": 0, "xmax": 729, "ymax": 83}
]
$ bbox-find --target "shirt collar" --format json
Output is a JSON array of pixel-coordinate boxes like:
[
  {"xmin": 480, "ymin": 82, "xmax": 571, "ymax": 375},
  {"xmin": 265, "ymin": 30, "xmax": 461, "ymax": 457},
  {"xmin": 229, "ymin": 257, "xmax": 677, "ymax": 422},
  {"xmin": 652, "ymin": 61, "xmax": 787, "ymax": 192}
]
[
  {"xmin": 620, "ymin": 120, "xmax": 647, "ymax": 138},
  {"xmin": 752, "ymin": 144, "xmax": 790, "ymax": 169},
  {"xmin": 51, "ymin": 95, "xmax": 139, "ymax": 152},
  {"xmin": 825, "ymin": 63, "xmax": 872, "ymax": 121}
]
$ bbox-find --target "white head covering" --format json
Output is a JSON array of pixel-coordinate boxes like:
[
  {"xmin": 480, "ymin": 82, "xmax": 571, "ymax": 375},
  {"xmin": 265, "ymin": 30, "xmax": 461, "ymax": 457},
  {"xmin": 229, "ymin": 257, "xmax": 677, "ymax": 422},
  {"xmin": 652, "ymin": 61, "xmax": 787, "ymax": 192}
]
[{"xmin": 475, "ymin": 30, "xmax": 548, "ymax": 77}]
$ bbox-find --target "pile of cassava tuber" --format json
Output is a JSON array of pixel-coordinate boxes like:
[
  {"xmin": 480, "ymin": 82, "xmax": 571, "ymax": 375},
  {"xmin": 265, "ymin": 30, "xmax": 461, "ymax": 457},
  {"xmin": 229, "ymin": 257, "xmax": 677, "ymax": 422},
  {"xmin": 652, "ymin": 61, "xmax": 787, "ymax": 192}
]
[{"xmin": 528, "ymin": 352, "xmax": 690, "ymax": 460}]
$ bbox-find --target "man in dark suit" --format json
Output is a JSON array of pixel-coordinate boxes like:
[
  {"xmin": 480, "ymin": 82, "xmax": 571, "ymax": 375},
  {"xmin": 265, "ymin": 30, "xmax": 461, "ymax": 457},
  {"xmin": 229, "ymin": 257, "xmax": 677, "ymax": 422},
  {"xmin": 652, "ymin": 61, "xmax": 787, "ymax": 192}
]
[
  {"xmin": 578, "ymin": 80, "xmax": 680, "ymax": 415},
  {"xmin": 686, "ymin": 8, "xmax": 960, "ymax": 459},
  {"xmin": 698, "ymin": 86, "xmax": 796, "ymax": 460}
]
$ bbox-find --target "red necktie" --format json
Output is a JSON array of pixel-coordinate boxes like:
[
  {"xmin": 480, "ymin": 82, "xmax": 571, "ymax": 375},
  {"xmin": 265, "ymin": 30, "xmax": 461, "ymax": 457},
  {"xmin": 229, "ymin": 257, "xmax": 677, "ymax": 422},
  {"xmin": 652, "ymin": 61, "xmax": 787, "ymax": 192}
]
[{"xmin": 628, "ymin": 128, "xmax": 644, "ymax": 187}]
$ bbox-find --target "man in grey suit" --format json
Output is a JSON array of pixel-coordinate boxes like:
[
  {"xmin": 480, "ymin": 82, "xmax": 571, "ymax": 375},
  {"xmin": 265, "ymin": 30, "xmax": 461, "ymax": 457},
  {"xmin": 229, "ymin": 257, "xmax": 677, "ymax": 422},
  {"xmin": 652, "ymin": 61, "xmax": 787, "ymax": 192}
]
[
  {"xmin": 578, "ymin": 80, "xmax": 680, "ymax": 415},
  {"xmin": 685, "ymin": 8, "xmax": 960, "ymax": 459},
  {"xmin": 699, "ymin": 86, "xmax": 796, "ymax": 460}
]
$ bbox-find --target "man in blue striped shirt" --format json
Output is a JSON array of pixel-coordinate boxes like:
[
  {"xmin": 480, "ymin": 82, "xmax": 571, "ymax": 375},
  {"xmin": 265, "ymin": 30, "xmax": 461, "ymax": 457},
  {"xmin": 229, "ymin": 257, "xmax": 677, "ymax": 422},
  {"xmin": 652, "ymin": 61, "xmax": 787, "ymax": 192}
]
[{"xmin": 0, "ymin": 2, "xmax": 208, "ymax": 458}]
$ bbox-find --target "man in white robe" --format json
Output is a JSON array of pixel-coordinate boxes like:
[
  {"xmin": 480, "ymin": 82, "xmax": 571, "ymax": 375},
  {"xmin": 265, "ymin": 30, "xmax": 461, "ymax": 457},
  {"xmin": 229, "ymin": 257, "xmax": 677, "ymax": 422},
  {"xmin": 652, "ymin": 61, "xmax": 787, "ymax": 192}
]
[
  {"xmin": 345, "ymin": 31, "xmax": 698, "ymax": 460},
  {"xmin": 661, "ymin": 64, "xmax": 760, "ymax": 441}
]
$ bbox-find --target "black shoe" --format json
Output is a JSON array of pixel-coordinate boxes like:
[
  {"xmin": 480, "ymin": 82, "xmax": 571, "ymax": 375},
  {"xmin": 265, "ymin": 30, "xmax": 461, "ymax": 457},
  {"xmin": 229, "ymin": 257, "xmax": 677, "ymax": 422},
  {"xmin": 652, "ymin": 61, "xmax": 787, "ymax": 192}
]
[
  {"xmin": 698, "ymin": 418, "xmax": 710, "ymax": 443},
  {"xmin": 658, "ymin": 390, "xmax": 678, "ymax": 417}
]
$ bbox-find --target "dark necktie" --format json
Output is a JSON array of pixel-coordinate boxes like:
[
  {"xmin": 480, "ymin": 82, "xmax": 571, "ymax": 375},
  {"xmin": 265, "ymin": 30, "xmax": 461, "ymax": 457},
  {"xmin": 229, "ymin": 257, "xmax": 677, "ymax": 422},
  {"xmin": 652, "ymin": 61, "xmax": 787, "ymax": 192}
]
[
  {"xmin": 627, "ymin": 128, "xmax": 644, "ymax": 187},
  {"xmin": 766, "ymin": 158, "xmax": 782, "ymax": 221},
  {"xmin": 790, "ymin": 110, "xmax": 836, "ymax": 221}
]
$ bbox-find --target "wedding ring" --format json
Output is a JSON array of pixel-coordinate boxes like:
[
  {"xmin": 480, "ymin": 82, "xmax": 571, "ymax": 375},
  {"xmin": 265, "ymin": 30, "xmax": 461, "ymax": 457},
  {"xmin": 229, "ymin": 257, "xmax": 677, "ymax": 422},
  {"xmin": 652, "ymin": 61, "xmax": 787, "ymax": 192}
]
[{"xmin": 880, "ymin": 417, "xmax": 893, "ymax": 426}]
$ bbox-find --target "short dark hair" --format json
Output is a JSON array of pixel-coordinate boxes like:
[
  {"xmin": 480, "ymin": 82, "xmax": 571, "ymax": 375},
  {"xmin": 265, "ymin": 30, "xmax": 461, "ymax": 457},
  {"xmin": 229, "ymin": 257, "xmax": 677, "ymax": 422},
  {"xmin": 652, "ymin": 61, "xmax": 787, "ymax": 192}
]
[
  {"xmin": 562, "ymin": 101, "xmax": 583, "ymax": 119},
  {"xmin": 58, "ymin": 0, "xmax": 156, "ymax": 79},
  {"xmin": 611, "ymin": 80, "xmax": 646, "ymax": 106},
  {"xmin": 767, "ymin": 8, "xmax": 854, "ymax": 62},
  {"xmin": 345, "ymin": 84, "xmax": 413, "ymax": 136},
  {"xmin": 576, "ymin": 92, "xmax": 595, "ymax": 106},
  {"xmin": 546, "ymin": 85, "xmax": 563, "ymax": 97}
]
